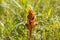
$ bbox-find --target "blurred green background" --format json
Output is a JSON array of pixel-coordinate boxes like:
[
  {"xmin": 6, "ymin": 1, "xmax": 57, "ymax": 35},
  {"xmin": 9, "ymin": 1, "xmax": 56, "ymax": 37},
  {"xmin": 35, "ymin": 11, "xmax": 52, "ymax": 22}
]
[{"xmin": 0, "ymin": 0, "xmax": 60, "ymax": 40}]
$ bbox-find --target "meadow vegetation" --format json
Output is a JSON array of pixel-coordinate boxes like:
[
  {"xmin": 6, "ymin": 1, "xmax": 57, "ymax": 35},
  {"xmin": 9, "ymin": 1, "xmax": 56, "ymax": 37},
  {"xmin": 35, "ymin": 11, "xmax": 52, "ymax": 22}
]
[{"xmin": 0, "ymin": 0, "xmax": 60, "ymax": 40}]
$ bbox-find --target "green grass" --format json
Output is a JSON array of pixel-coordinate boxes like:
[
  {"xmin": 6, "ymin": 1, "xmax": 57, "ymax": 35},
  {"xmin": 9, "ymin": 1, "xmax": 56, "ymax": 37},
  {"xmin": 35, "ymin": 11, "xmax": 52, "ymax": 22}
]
[{"xmin": 0, "ymin": 0, "xmax": 60, "ymax": 40}]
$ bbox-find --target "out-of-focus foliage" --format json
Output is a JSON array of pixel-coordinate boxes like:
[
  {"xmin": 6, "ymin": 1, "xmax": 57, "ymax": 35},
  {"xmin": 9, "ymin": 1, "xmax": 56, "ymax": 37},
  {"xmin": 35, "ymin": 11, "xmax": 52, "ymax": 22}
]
[{"xmin": 0, "ymin": 0, "xmax": 60, "ymax": 40}]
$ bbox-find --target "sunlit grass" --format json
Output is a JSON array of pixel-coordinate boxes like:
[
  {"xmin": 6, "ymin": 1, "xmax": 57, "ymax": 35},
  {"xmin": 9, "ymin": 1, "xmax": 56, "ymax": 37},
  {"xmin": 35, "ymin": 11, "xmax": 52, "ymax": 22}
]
[{"xmin": 0, "ymin": 0, "xmax": 60, "ymax": 40}]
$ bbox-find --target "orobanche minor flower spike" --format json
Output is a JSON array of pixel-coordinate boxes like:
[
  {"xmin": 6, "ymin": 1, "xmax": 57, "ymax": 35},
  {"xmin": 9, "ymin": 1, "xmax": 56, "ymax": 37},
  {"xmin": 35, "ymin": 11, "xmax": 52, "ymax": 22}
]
[{"xmin": 25, "ymin": 7, "xmax": 37, "ymax": 38}]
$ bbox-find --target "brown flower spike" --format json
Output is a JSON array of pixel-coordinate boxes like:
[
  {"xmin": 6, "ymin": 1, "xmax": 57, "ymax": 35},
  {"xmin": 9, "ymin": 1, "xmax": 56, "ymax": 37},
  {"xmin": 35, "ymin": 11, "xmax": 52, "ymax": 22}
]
[{"xmin": 25, "ymin": 7, "xmax": 37, "ymax": 37}]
